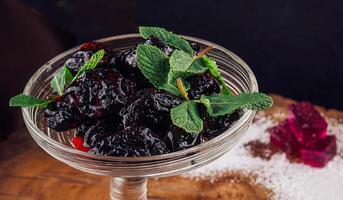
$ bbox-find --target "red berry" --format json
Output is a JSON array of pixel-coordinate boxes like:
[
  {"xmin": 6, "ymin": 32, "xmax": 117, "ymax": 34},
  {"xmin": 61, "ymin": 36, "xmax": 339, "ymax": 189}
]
[
  {"xmin": 71, "ymin": 136, "xmax": 91, "ymax": 152},
  {"xmin": 80, "ymin": 41, "xmax": 103, "ymax": 51}
]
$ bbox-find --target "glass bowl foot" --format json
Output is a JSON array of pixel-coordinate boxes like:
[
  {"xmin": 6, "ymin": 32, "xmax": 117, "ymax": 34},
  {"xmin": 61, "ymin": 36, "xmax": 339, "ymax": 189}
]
[{"xmin": 110, "ymin": 177, "xmax": 147, "ymax": 200}]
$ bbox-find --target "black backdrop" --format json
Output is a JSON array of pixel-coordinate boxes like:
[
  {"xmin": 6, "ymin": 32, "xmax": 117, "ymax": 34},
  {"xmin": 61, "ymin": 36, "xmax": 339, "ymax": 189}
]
[
  {"xmin": 1, "ymin": 0, "xmax": 343, "ymax": 138},
  {"xmin": 19, "ymin": 0, "xmax": 343, "ymax": 109}
]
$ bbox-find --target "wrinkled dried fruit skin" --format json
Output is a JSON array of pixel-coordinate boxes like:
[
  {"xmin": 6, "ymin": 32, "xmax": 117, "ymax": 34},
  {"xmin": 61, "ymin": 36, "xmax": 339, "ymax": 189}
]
[
  {"xmin": 164, "ymin": 125, "xmax": 203, "ymax": 152},
  {"xmin": 190, "ymin": 42, "xmax": 201, "ymax": 55},
  {"xmin": 64, "ymin": 68, "xmax": 136, "ymax": 118},
  {"xmin": 65, "ymin": 41, "xmax": 113, "ymax": 75},
  {"xmin": 300, "ymin": 135, "xmax": 337, "ymax": 168},
  {"xmin": 76, "ymin": 117, "xmax": 121, "ymax": 147},
  {"xmin": 144, "ymin": 36, "xmax": 174, "ymax": 55},
  {"xmin": 44, "ymin": 98, "xmax": 80, "ymax": 131},
  {"xmin": 120, "ymin": 89, "xmax": 182, "ymax": 133},
  {"xmin": 114, "ymin": 48, "xmax": 152, "ymax": 89},
  {"xmin": 90, "ymin": 126, "xmax": 167, "ymax": 156},
  {"xmin": 199, "ymin": 105, "xmax": 244, "ymax": 140},
  {"xmin": 186, "ymin": 72, "xmax": 221, "ymax": 99},
  {"xmin": 65, "ymin": 51, "xmax": 93, "ymax": 75}
]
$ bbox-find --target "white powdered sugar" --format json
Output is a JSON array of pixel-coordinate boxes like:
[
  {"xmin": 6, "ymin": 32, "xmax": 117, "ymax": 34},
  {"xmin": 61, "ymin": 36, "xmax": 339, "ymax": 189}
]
[{"xmin": 183, "ymin": 116, "xmax": 343, "ymax": 200}]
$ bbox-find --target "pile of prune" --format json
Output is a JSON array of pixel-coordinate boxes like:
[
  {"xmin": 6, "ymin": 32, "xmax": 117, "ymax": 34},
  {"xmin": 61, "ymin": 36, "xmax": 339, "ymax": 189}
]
[{"xmin": 44, "ymin": 37, "xmax": 243, "ymax": 157}]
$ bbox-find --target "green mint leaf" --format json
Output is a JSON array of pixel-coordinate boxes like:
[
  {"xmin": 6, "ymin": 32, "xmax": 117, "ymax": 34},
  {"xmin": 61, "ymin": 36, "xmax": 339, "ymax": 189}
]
[
  {"xmin": 50, "ymin": 65, "xmax": 73, "ymax": 95},
  {"xmin": 168, "ymin": 50, "xmax": 207, "ymax": 85},
  {"xmin": 203, "ymin": 56, "xmax": 231, "ymax": 95},
  {"xmin": 136, "ymin": 44, "xmax": 180, "ymax": 95},
  {"xmin": 72, "ymin": 49, "xmax": 105, "ymax": 82},
  {"xmin": 200, "ymin": 93, "xmax": 273, "ymax": 117},
  {"xmin": 170, "ymin": 101, "xmax": 203, "ymax": 133},
  {"xmin": 139, "ymin": 26, "xmax": 194, "ymax": 54},
  {"xmin": 9, "ymin": 94, "xmax": 52, "ymax": 108}
]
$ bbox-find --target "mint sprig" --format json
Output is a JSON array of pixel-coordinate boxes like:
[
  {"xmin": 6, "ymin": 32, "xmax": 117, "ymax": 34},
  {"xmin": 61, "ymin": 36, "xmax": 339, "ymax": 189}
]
[
  {"xmin": 9, "ymin": 94, "xmax": 52, "ymax": 108},
  {"xmin": 50, "ymin": 65, "xmax": 73, "ymax": 96},
  {"xmin": 167, "ymin": 50, "xmax": 208, "ymax": 85},
  {"xmin": 10, "ymin": 49, "xmax": 105, "ymax": 109},
  {"xmin": 137, "ymin": 26, "xmax": 273, "ymax": 134},
  {"xmin": 170, "ymin": 101, "xmax": 203, "ymax": 133},
  {"xmin": 136, "ymin": 44, "xmax": 180, "ymax": 95},
  {"xmin": 199, "ymin": 93, "xmax": 273, "ymax": 117},
  {"xmin": 139, "ymin": 26, "xmax": 194, "ymax": 54},
  {"xmin": 71, "ymin": 49, "xmax": 105, "ymax": 82},
  {"xmin": 203, "ymin": 56, "xmax": 231, "ymax": 95}
]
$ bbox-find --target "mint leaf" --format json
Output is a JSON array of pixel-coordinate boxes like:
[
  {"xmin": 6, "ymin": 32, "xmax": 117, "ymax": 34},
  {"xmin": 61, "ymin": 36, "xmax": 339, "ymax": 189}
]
[
  {"xmin": 139, "ymin": 26, "xmax": 194, "ymax": 54},
  {"xmin": 168, "ymin": 50, "xmax": 207, "ymax": 85},
  {"xmin": 72, "ymin": 49, "xmax": 105, "ymax": 82},
  {"xmin": 170, "ymin": 101, "xmax": 203, "ymax": 133},
  {"xmin": 136, "ymin": 44, "xmax": 180, "ymax": 95},
  {"xmin": 203, "ymin": 56, "xmax": 231, "ymax": 95},
  {"xmin": 51, "ymin": 65, "xmax": 73, "ymax": 95},
  {"xmin": 9, "ymin": 94, "xmax": 52, "ymax": 108},
  {"xmin": 200, "ymin": 93, "xmax": 273, "ymax": 117}
]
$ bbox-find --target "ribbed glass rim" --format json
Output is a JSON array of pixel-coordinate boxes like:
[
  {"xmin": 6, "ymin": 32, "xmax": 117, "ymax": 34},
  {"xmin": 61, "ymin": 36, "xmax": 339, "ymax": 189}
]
[{"xmin": 21, "ymin": 33, "xmax": 258, "ymax": 162}]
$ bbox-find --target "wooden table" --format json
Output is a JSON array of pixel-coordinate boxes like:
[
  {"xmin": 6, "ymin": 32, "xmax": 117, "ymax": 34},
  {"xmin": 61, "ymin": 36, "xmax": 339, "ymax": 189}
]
[{"xmin": 1, "ymin": 95, "xmax": 342, "ymax": 200}]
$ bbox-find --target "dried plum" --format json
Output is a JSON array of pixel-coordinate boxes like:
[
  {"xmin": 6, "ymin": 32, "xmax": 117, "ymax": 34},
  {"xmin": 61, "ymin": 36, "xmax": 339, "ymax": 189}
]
[
  {"xmin": 90, "ymin": 126, "xmax": 167, "ymax": 157},
  {"xmin": 164, "ymin": 125, "xmax": 203, "ymax": 152},
  {"xmin": 65, "ymin": 42, "xmax": 113, "ymax": 75},
  {"xmin": 144, "ymin": 36, "xmax": 174, "ymax": 55},
  {"xmin": 76, "ymin": 118, "xmax": 121, "ymax": 147},
  {"xmin": 199, "ymin": 105, "xmax": 244, "ymax": 140},
  {"xmin": 44, "ymin": 98, "xmax": 80, "ymax": 131},
  {"xmin": 65, "ymin": 51, "xmax": 93, "ymax": 75},
  {"xmin": 120, "ymin": 89, "xmax": 182, "ymax": 133},
  {"xmin": 64, "ymin": 68, "xmax": 136, "ymax": 118},
  {"xmin": 186, "ymin": 72, "xmax": 221, "ymax": 99}
]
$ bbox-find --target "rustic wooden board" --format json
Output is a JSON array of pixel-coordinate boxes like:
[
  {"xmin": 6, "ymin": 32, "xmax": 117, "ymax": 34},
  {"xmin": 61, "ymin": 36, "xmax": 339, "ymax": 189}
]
[{"xmin": 0, "ymin": 94, "xmax": 341, "ymax": 200}]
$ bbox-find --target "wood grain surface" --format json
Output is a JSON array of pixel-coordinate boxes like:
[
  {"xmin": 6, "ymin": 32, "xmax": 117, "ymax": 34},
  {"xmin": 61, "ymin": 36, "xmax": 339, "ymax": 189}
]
[{"xmin": 0, "ymin": 94, "xmax": 342, "ymax": 200}]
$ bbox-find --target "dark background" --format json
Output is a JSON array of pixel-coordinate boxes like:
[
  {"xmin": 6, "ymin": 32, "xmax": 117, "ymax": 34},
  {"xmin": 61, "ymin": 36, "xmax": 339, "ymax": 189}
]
[{"xmin": 1, "ymin": 0, "xmax": 343, "ymax": 139}]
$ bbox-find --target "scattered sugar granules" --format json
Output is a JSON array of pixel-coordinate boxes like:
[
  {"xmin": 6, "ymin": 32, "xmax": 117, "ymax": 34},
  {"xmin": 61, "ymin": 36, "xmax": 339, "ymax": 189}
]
[{"xmin": 183, "ymin": 117, "xmax": 343, "ymax": 200}]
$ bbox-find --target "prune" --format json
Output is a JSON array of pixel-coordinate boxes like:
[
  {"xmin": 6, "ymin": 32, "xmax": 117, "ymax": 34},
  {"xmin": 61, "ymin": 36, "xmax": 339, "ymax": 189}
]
[
  {"xmin": 199, "ymin": 105, "xmax": 244, "ymax": 140},
  {"xmin": 65, "ymin": 42, "xmax": 113, "ymax": 75},
  {"xmin": 44, "ymin": 98, "xmax": 80, "ymax": 131},
  {"xmin": 120, "ymin": 89, "xmax": 182, "ymax": 133},
  {"xmin": 190, "ymin": 42, "xmax": 201, "ymax": 55},
  {"xmin": 76, "ymin": 118, "xmax": 120, "ymax": 147},
  {"xmin": 90, "ymin": 126, "xmax": 167, "ymax": 157},
  {"xmin": 186, "ymin": 72, "xmax": 221, "ymax": 99},
  {"xmin": 65, "ymin": 51, "xmax": 93, "ymax": 75},
  {"xmin": 62, "ymin": 68, "xmax": 136, "ymax": 119},
  {"xmin": 114, "ymin": 48, "xmax": 138, "ymax": 76},
  {"xmin": 164, "ymin": 125, "xmax": 204, "ymax": 152},
  {"xmin": 144, "ymin": 36, "xmax": 174, "ymax": 55},
  {"xmin": 46, "ymin": 60, "xmax": 129, "ymax": 129}
]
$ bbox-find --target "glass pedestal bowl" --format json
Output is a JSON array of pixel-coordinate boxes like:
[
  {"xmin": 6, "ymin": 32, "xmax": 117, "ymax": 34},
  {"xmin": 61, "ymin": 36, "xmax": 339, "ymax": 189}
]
[{"xmin": 22, "ymin": 34, "xmax": 258, "ymax": 200}]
